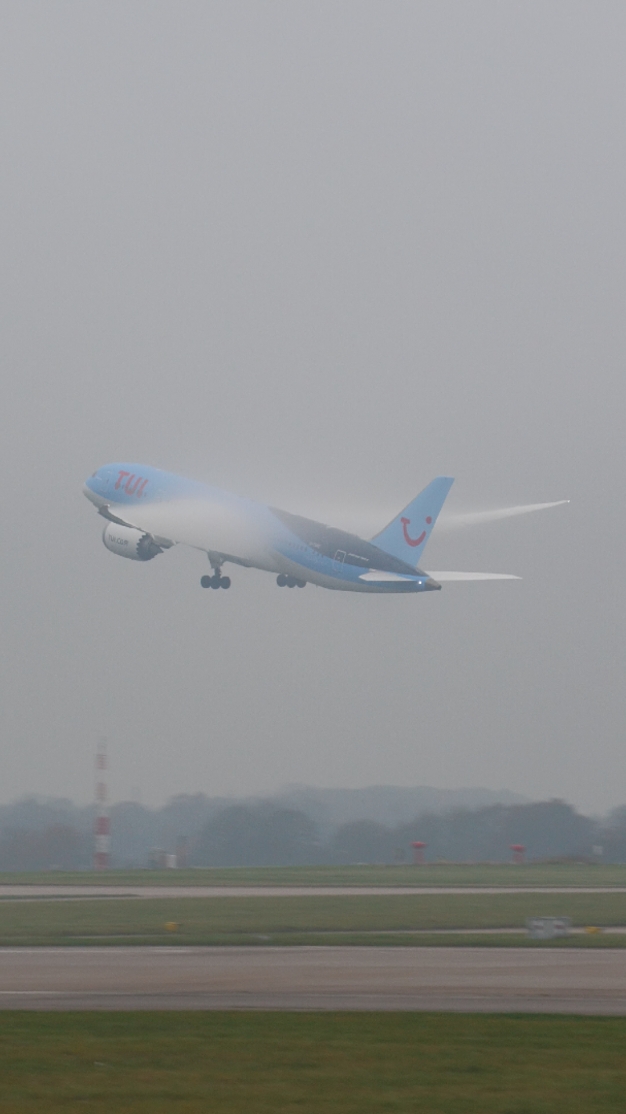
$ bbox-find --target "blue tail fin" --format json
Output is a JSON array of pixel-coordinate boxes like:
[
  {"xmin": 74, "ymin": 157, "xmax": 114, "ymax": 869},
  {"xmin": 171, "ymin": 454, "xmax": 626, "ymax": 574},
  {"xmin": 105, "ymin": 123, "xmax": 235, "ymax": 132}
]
[{"xmin": 371, "ymin": 477, "xmax": 454, "ymax": 567}]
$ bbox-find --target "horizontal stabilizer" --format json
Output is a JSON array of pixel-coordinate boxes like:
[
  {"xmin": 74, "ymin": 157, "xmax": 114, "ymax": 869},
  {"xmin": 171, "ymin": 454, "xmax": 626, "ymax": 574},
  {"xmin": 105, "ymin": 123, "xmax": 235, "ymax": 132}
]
[{"xmin": 426, "ymin": 571, "xmax": 521, "ymax": 581}]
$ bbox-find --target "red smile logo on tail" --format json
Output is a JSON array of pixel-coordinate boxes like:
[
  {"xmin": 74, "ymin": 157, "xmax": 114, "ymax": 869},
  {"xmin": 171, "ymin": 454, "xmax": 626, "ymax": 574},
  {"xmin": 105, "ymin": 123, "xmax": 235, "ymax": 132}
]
[{"xmin": 401, "ymin": 515, "xmax": 432, "ymax": 547}]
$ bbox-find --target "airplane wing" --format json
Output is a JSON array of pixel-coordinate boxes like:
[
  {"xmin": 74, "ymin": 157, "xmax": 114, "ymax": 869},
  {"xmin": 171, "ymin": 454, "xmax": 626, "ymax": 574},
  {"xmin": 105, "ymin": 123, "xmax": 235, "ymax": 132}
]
[
  {"xmin": 426, "ymin": 571, "xmax": 521, "ymax": 581},
  {"xmin": 359, "ymin": 570, "xmax": 426, "ymax": 583},
  {"xmin": 98, "ymin": 506, "xmax": 175, "ymax": 549}
]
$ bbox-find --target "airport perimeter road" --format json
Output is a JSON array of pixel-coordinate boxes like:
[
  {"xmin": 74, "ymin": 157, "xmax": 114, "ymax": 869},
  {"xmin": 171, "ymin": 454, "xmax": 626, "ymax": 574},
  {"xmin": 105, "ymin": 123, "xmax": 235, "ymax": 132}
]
[
  {"xmin": 1, "ymin": 946, "xmax": 625, "ymax": 1012},
  {"xmin": 2, "ymin": 885, "xmax": 626, "ymax": 899}
]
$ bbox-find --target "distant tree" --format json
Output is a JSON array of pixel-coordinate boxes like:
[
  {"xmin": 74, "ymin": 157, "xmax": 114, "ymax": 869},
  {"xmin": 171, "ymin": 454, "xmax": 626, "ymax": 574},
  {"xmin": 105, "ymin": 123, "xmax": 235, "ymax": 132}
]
[
  {"xmin": 497, "ymin": 799, "xmax": 598, "ymax": 860},
  {"xmin": 329, "ymin": 820, "xmax": 395, "ymax": 864},
  {"xmin": 399, "ymin": 799, "xmax": 598, "ymax": 862},
  {"xmin": 109, "ymin": 802, "xmax": 160, "ymax": 867},
  {"xmin": 192, "ymin": 804, "xmax": 322, "ymax": 867},
  {"xmin": 0, "ymin": 824, "xmax": 90, "ymax": 870},
  {"xmin": 601, "ymin": 806, "xmax": 626, "ymax": 862},
  {"xmin": 0, "ymin": 797, "xmax": 92, "ymax": 834}
]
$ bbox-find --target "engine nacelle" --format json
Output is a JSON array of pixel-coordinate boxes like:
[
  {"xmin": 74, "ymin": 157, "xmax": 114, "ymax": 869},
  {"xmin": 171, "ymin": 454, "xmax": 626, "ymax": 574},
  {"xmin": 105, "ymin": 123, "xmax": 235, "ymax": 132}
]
[{"xmin": 102, "ymin": 522, "xmax": 163, "ymax": 561}]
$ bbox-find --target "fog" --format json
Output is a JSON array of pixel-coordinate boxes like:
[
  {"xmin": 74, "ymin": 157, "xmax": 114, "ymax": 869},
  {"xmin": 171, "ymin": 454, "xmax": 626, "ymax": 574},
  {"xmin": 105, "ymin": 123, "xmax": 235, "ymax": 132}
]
[{"xmin": 0, "ymin": 1, "xmax": 624, "ymax": 811}]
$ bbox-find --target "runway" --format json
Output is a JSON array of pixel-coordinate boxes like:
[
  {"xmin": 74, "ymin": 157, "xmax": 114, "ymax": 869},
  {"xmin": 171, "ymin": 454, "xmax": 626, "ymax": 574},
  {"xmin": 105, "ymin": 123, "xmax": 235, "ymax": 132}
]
[
  {"xmin": 1, "ymin": 946, "xmax": 625, "ymax": 1012},
  {"xmin": 1, "ymin": 885, "xmax": 625, "ymax": 899}
]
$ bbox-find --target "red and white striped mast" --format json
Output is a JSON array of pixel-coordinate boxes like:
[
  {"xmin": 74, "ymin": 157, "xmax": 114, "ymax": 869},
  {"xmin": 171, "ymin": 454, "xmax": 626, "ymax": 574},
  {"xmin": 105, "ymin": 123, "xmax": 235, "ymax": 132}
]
[{"xmin": 94, "ymin": 739, "xmax": 110, "ymax": 870}]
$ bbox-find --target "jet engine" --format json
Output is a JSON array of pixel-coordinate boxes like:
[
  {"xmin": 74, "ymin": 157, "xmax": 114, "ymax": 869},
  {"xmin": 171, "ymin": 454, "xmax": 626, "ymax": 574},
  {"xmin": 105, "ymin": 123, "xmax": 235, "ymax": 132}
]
[{"xmin": 102, "ymin": 522, "xmax": 163, "ymax": 561}]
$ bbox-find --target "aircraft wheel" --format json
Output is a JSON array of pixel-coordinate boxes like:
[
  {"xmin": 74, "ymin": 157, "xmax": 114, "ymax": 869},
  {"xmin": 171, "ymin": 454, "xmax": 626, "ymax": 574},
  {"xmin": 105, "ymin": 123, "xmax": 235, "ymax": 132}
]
[
  {"xmin": 277, "ymin": 574, "xmax": 287, "ymax": 587},
  {"xmin": 200, "ymin": 575, "xmax": 212, "ymax": 588},
  {"xmin": 296, "ymin": 580, "xmax": 306, "ymax": 587},
  {"xmin": 220, "ymin": 576, "xmax": 231, "ymax": 589},
  {"xmin": 210, "ymin": 575, "xmax": 221, "ymax": 588},
  {"xmin": 286, "ymin": 576, "xmax": 296, "ymax": 587}
]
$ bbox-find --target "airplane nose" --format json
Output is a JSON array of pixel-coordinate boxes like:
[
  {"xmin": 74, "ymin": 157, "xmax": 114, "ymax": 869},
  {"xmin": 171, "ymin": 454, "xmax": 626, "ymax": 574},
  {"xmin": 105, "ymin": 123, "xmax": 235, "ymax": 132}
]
[{"xmin": 83, "ymin": 476, "xmax": 104, "ymax": 505}]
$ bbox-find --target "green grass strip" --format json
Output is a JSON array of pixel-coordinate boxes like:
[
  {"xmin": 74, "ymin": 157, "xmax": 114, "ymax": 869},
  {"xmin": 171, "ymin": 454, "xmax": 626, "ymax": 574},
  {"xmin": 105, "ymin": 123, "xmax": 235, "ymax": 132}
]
[
  {"xmin": 0, "ymin": 893, "xmax": 624, "ymax": 945},
  {"xmin": 2, "ymin": 862, "xmax": 626, "ymax": 886},
  {"xmin": 0, "ymin": 1012, "xmax": 625, "ymax": 1113}
]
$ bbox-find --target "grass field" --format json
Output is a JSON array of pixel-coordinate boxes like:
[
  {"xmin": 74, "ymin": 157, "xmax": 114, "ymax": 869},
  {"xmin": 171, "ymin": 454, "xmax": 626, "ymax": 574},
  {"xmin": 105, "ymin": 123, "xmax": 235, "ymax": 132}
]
[
  {"xmin": 2, "ymin": 863, "xmax": 626, "ymax": 887},
  {"xmin": 0, "ymin": 892, "xmax": 624, "ymax": 945},
  {"xmin": 0, "ymin": 1012, "xmax": 625, "ymax": 1113}
]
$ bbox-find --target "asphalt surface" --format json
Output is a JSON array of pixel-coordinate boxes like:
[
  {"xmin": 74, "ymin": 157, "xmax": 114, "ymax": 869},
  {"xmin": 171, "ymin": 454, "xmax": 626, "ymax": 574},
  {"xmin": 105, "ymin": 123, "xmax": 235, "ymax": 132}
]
[
  {"xmin": 1, "ymin": 885, "xmax": 626, "ymax": 898},
  {"xmin": 1, "ymin": 946, "xmax": 625, "ymax": 1012}
]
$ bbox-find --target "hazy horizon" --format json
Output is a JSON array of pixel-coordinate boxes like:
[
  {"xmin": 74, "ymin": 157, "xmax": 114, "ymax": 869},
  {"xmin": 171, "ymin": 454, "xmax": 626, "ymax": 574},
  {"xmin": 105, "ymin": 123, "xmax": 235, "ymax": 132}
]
[{"xmin": 0, "ymin": 780, "xmax": 530, "ymax": 812}]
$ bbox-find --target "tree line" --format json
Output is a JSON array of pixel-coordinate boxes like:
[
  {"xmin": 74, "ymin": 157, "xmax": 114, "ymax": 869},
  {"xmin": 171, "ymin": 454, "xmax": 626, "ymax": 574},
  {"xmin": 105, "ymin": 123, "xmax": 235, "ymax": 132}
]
[{"xmin": 1, "ymin": 796, "xmax": 626, "ymax": 869}]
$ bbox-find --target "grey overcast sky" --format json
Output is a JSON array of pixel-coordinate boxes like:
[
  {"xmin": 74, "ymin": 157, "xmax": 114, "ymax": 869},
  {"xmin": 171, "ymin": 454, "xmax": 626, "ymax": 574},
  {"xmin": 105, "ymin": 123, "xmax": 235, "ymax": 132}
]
[{"xmin": 0, "ymin": 1, "xmax": 624, "ymax": 812}]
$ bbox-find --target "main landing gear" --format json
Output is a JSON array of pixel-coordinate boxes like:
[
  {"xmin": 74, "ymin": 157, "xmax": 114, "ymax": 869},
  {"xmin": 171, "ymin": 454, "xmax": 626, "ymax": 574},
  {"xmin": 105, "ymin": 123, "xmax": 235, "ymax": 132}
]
[
  {"xmin": 277, "ymin": 574, "xmax": 306, "ymax": 588},
  {"xmin": 201, "ymin": 559, "xmax": 231, "ymax": 589},
  {"xmin": 201, "ymin": 574, "xmax": 231, "ymax": 589}
]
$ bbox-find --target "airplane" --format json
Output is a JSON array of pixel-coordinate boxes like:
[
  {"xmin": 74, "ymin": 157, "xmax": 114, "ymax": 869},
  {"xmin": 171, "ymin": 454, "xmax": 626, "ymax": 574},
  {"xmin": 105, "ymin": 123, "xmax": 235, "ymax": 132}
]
[{"xmin": 83, "ymin": 463, "xmax": 566, "ymax": 595}]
